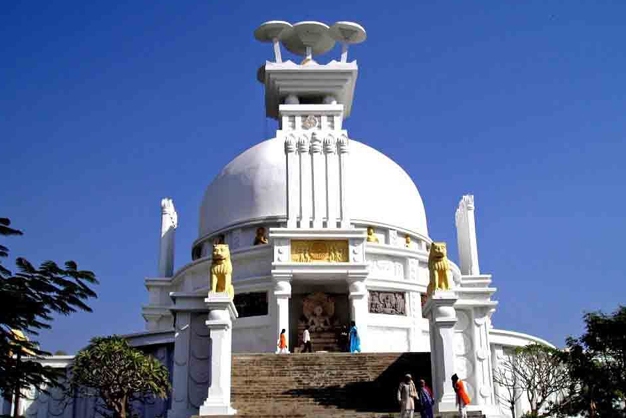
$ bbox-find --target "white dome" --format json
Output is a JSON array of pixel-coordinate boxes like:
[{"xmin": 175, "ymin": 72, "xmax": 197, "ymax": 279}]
[{"xmin": 198, "ymin": 138, "xmax": 428, "ymax": 239}]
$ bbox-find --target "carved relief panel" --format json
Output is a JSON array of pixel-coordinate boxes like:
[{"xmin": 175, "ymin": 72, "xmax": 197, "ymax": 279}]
[
  {"xmin": 369, "ymin": 291, "xmax": 406, "ymax": 315},
  {"xmin": 367, "ymin": 255, "xmax": 405, "ymax": 279},
  {"xmin": 291, "ymin": 240, "xmax": 349, "ymax": 262}
]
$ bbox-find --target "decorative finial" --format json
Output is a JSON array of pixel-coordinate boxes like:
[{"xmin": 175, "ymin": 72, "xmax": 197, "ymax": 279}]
[
  {"xmin": 254, "ymin": 21, "xmax": 292, "ymax": 63},
  {"xmin": 255, "ymin": 20, "xmax": 366, "ymax": 64},
  {"xmin": 161, "ymin": 198, "xmax": 178, "ymax": 228},
  {"xmin": 329, "ymin": 22, "xmax": 367, "ymax": 63},
  {"xmin": 279, "ymin": 21, "xmax": 336, "ymax": 64}
]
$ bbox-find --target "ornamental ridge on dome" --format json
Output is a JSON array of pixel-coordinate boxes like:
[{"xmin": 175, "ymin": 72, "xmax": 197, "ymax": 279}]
[{"xmin": 254, "ymin": 20, "xmax": 366, "ymax": 120}]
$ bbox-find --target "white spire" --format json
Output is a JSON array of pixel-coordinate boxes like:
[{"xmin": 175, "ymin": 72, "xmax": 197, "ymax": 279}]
[
  {"xmin": 158, "ymin": 198, "xmax": 177, "ymax": 277},
  {"xmin": 254, "ymin": 20, "xmax": 367, "ymax": 120}
]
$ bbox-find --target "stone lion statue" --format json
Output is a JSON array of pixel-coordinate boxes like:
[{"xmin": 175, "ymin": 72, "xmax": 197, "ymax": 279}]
[
  {"xmin": 427, "ymin": 242, "xmax": 451, "ymax": 295},
  {"xmin": 210, "ymin": 244, "xmax": 234, "ymax": 300}
]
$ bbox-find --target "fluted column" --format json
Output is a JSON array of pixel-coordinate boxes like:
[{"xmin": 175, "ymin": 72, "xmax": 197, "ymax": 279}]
[
  {"xmin": 324, "ymin": 134, "xmax": 338, "ymax": 228},
  {"xmin": 298, "ymin": 135, "xmax": 311, "ymax": 228},
  {"xmin": 337, "ymin": 135, "xmax": 350, "ymax": 228},
  {"xmin": 199, "ymin": 294, "xmax": 238, "ymax": 416},
  {"xmin": 455, "ymin": 195, "xmax": 480, "ymax": 275},
  {"xmin": 424, "ymin": 293, "xmax": 459, "ymax": 413},
  {"xmin": 285, "ymin": 135, "xmax": 298, "ymax": 228},
  {"xmin": 272, "ymin": 273, "xmax": 292, "ymax": 351},
  {"xmin": 348, "ymin": 273, "xmax": 368, "ymax": 351},
  {"xmin": 158, "ymin": 198, "xmax": 177, "ymax": 277},
  {"xmin": 310, "ymin": 133, "xmax": 324, "ymax": 228}
]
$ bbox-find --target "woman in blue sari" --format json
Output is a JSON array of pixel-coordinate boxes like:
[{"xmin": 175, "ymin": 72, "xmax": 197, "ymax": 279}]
[
  {"xmin": 349, "ymin": 321, "xmax": 361, "ymax": 353},
  {"xmin": 417, "ymin": 378, "xmax": 434, "ymax": 418}
]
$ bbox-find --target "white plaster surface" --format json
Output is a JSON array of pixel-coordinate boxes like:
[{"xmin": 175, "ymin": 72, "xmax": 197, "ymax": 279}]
[
  {"xmin": 368, "ymin": 326, "xmax": 410, "ymax": 352},
  {"xmin": 198, "ymin": 138, "xmax": 428, "ymax": 239}
]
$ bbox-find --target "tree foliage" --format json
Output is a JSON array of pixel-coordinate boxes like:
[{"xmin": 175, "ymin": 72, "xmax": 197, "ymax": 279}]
[
  {"xmin": 69, "ymin": 336, "xmax": 171, "ymax": 418},
  {"xmin": 0, "ymin": 217, "xmax": 98, "ymax": 407},
  {"xmin": 493, "ymin": 352, "xmax": 524, "ymax": 418},
  {"xmin": 514, "ymin": 344, "xmax": 570, "ymax": 416},
  {"xmin": 493, "ymin": 344, "xmax": 569, "ymax": 417},
  {"xmin": 556, "ymin": 306, "xmax": 626, "ymax": 417}
]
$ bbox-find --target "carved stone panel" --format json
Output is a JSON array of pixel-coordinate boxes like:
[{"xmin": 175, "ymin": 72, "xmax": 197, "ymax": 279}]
[
  {"xmin": 302, "ymin": 292, "xmax": 335, "ymax": 332},
  {"xmin": 291, "ymin": 240, "xmax": 349, "ymax": 262},
  {"xmin": 368, "ymin": 255, "xmax": 405, "ymax": 279},
  {"xmin": 369, "ymin": 291, "xmax": 406, "ymax": 315}
]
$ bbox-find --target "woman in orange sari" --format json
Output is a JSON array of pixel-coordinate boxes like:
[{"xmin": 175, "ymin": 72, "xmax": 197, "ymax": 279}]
[
  {"xmin": 276, "ymin": 329, "xmax": 289, "ymax": 354},
  {"xmin": 452, "ymin": 374, "xmax": 470, "ymax": 418}
]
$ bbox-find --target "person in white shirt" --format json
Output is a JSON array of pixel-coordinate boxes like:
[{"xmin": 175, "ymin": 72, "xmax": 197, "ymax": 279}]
[{"xmin": 302, "ymin": 325, "xmax": 312, "ymax": 353}]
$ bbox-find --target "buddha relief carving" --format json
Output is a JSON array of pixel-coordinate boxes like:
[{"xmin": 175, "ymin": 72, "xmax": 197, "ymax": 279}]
[
  {"xmin": 369, "ymin": 291, "xmax": 406, "ymax": 315},
  {"xmin": 366, "ymin": 226, "xmax": 379, "ymax": 243},
  {"xmin": 253, "ymin": 226, "xmax": 268, "ymax": 245},
  {"xmin": 302, "ymin": 292, "xmax": 335, "ymax": 332}
]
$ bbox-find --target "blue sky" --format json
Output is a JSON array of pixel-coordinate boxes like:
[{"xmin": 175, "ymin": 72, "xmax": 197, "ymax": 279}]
[{"xmin": 2, "ymin": 1, "xmax": 625, "ymax": 353}]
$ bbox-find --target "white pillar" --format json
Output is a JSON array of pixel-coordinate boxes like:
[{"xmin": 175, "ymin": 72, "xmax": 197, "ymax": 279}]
[
  {"xmin": 272, "ymin": 274, "xmax": 292, "ymax": 351},
  {"xmin": 310, "ymin": 133, "xmax": 325, "ymax": 228},
  {"xmin": 298, "ymin": 135, "xmax": 311, "ymax": 228},
  {"xmin": 324, "ymin": 135, "xmax": 338, "ymax": 228},
  {"xmin": 285, "ymin": 135, "xmax": 298, "ymax": 228},
  {"xmin": 455, "ymin": 195, "xmax": 480, "ymax": 275},
  {"xmin": 337, "ymin": 135, "xmax": 350, "ymax": 228},
  {"xmin": 198, "ymin": 293, "xmax": 238, "ymax": 416},
  {"xmin": 272, "ymin": 38, "xmax": 282, "ymax": 63},
  {"xmin": 168, "ymin": 312, "xmax": 195, "ymax": 418},
  {"xmin": 423, "ymin": 292, "xmax": 459, "ymax": 413},
  {"xmin": 340, "ymin": 43, "xmax": 348, "ymax": 62},
  {"xmin": 158, "ymin": 198, "xmax": 178, "ymax": 277},
  {"xmin": 348, "ymin": 274, "xmax": 368, "ymax": 351},
  {"xmin": 471, "ymin": 308, "xmax": 498, "ymax": 410}
]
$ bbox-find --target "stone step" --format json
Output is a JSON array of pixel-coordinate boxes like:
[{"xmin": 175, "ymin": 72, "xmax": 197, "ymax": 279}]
[{"xmin": 226, "ymin": 352, "xmax": 436, "ymax": 417}]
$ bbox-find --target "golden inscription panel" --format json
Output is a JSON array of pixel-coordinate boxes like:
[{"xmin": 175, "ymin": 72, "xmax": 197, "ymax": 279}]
[{"xmin": 290, "ymin": 240, "xmax": 349, "ymax": 263}]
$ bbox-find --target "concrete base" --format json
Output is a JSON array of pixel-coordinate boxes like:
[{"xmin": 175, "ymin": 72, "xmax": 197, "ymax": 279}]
[
  {"xmin": 168, "ymin": 408, "xmax": 199, "ymax": 418},
  {"xmin": 197, "ymin": 403, "xmax": 237, "ymax": 416}
]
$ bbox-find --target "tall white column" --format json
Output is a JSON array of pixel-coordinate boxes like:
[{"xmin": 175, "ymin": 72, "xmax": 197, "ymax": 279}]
[
  {"xmin": 198, "ymin": 293, "xmax": 238, "ymax": 416},
  {"xmin": 423, "ymin": 292, "xmax": 459, "ymax": 413},
  {"xmin": 310, "ymin": 133, "xmax": 325, "ymax": 228},
  {"xmin": 472, "ymin": 308, "xmax": 498, "ymax": 410},
  {"xmin": 285, "ymin": 135, "xmax": 298, "ymax": 228},
  {"xmin": 455, "ymin": 195, "xmax": 480, "ymax": 275},
  {"xmin": 272, "ymin": 274, "xmax": 292, "ymax": 351},
  {"xmin": 158, "ymin": 198, "xmax": 178, "ymax": 277},
  {"xmin": 337, "ymin": 135, "xmax": 350, "ymax": 228},
  {"xmin": 297, "ymin": 135, "xmax": 311, "ymax": 228},
  {"xmin": 324, "ymin": 135, "xmax": 338, "ymax": 228},
  {"xmin": 348, "ymin": 274, "xmax": 368, "ymax": 351},
  {"xmin": 168, "ymin": 312, "xmax": 195, "ymax": 418}
]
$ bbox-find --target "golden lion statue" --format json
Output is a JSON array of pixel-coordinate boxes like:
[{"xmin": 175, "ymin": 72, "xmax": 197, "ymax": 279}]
[
  {"xmin": 427, "ymin": 242, "xmax": 451, "ymax": 295},
  {"xmin": 210, "ymin": 244, "xmax": 234, "ymax": 300}
]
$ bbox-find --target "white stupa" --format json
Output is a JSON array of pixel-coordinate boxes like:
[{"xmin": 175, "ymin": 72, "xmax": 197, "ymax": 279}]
[{"xmin": 13, "ymin": 20, "xmax": 552, "ymax": 418}]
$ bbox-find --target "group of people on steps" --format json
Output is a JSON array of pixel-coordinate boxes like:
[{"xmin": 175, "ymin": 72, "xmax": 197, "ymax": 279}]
[
  {"xmin": 275, "ymin": 320, "xmax": 361, "ymax": 354},
  {"xmin": 398, "ymin": 373, "xmax": 470, "ymax": 418},
  {"xmin": 276, "ymin": 323, "xmax": 470, "ymax": 418}
]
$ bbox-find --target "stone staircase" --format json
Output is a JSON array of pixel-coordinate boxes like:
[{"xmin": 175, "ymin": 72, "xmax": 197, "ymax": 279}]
[
  {"xmin": 222, "ymin": 352, "xmax": 436, "ymax": 417},
  {"xmin": 293, "ymin": 327, "xmax": 346, "ymax": 353}
]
